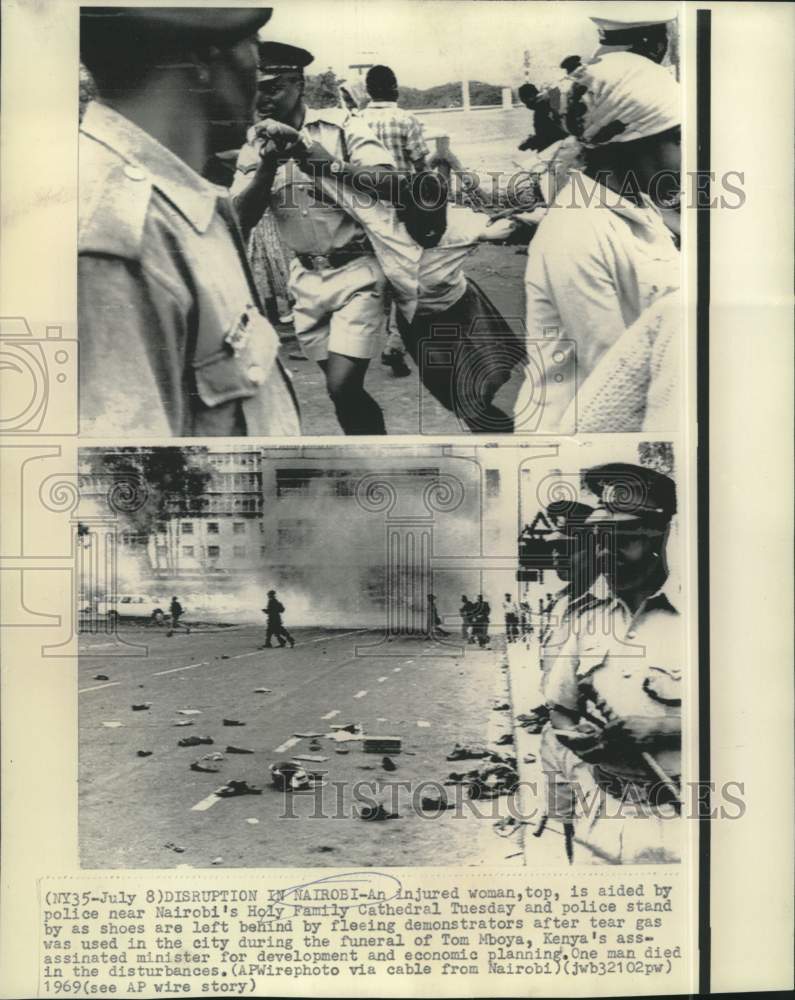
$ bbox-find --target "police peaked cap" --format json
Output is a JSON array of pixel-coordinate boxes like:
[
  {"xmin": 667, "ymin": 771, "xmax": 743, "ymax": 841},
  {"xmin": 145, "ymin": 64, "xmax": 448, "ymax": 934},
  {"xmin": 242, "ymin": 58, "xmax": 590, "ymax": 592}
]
[
  {"xmin": 583, "ymin": 463, "xmax": 676, "ymax": 526},
  {"xmin": 545, "ymin": 499, "xmax": 594, "ymax": 537},
  {"xmin": 81, "ymin": 7, "xmax": 272, "ymax": 48},
  {"xmin": 257, "ymin": 41, "xmax": 315, "ymax": 80}
]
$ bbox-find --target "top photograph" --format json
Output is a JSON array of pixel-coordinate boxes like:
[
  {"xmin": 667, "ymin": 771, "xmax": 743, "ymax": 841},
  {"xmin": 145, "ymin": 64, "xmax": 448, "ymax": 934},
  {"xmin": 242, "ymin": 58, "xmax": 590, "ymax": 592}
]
[{"xmin": 78, "ymin": 2, "xmax": 684, "ymax": 437}]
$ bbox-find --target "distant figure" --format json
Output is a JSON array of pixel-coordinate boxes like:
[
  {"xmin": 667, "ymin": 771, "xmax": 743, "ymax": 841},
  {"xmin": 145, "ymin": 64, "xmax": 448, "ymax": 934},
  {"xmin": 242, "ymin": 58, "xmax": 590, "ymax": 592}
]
[
  {"xmin": 502, "ymin": 593, "xmax": 520, "ymax": 642},
  {"xmin": 361, "ymin": 64, "xmax": 430, "ymax": 172},
  {"xmin": 167, "ymin": 596, "xmax": 190, "ymax": 637},
  {"xmin": 560, "ymin": 54, "xmax": 583, "ymax": 74},
  {"xmin": 516, "ymin": 83, "xmax": 567, "ymax": 153},
  {"xmin": 459, "ymin": 594, "xmax": 474, "ymax": 642},
  {"xmin": 426, "ymin": 594, "xmax": 450, "ymax": 638},
  {"xmin": 262, "ymin": 589, "xmax": 295, "ymax": 649},
  {"xmin": 361, "ymin": 64, "xmax": 430, "ymax": 378},
  {"xmin": 472, "ymin": 594, "xmax": 491, "ymax": 648}
]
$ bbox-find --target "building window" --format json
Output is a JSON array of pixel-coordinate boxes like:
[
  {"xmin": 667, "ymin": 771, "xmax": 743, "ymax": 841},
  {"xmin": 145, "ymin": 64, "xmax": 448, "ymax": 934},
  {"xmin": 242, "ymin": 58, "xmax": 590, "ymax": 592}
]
[
  {"xmin": 207, "ymin": 545, "xmax": 220, "ymax": 558},
  {"xmin": 277, "ymin": 519, "xmax": 312, "ymax": 546},
  {"xmin": 275, "ymin": 469, "xmax": 322, "ymax": 497},
  {"xmin": 233, "ymin": 522, "xmax": 245, "ymax": 534},
  {"xmin": 182, "ymin": 545, "xmax": 194, "ymax": 557},
  {"xmin": 207, "ymin": 522, "xmax": 219, "ymax": 534},
  {"xmin": 181, "ymin": 522, "xmax": 193, "ymax": 534},
  {"xmin": 233, "ymin": 545, "xmax": 246, "ymax": 559}
]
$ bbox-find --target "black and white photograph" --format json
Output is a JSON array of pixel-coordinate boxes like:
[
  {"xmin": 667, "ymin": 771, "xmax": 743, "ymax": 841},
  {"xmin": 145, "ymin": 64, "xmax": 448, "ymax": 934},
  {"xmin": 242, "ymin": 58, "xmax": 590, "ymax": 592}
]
[
  {"xmin": 78, "ymin": 2, "xmax": 683, "ymax": 437},
  {"xmin": 77, "ymin": 441, "xmax": 683, "ymax": 868}
]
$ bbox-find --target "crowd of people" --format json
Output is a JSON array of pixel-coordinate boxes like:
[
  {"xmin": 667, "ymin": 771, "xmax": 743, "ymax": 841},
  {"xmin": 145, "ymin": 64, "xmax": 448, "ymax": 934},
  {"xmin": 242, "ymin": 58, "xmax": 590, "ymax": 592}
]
[{"xmin": 77, "ymin": 7, "xmax": 682, "ymax": 437}]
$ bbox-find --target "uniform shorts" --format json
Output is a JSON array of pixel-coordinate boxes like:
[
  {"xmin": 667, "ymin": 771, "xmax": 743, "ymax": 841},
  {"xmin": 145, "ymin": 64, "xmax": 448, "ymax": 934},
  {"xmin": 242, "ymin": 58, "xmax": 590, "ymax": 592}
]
[{"xmin": 289, "ymin": 255, "xmax": 387, "ymax": 362}]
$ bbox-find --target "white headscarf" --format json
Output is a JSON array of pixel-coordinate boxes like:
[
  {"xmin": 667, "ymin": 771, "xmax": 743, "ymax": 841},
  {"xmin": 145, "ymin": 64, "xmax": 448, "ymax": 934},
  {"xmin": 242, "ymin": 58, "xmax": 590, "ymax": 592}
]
[{"xmin": 547, "ymin": 51, "xmax": 680, "ymax": 147}]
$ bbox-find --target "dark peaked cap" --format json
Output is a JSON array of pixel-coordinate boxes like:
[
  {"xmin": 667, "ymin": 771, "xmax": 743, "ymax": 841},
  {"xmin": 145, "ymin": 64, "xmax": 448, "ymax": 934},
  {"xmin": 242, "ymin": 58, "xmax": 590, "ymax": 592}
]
[
  {"xmin": 583, "ymin": 463, "xmax": 677, "ymax": 525},
  {"xmin": 545, "ymin": 499, "xmax": 593, "ymax": 543},
  {"xmin": 81, "ymin": 7, "xmax": 272, "ymax": 47},
  {"xmin": 258, "ymin": 41, "xmax": 315, "ymax": 80}
]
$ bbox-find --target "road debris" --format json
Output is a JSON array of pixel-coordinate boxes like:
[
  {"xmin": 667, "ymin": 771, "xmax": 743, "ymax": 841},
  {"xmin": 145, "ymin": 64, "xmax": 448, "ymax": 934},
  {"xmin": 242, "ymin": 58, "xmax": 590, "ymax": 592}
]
[
  {"xmin": 178, "ymin": 735, "xmax": 214, "ymax": 747},
  {"xmin": 446, "ymin": 743, "xmax": 488, "ymax": 761},
  {"xmin": 225, "ymin": 745, "xmax": 254, "ymax": 754},
  {"xmin": 94, "ymin": 674, "xmax": 109, "ymax": 681},
  {"xmin": 131, "ymin": 703, "xmax": 151, "ymax": 711},
  {"xmin": 217, "ymin": 780, "xmax": 262, "ymax": 797},
  {"xmin": 223, "ymin": 718, "xmax": 245, "ymax": 726},
  {"xmin": 177, "ymin": 709, "xmax": 202, "ymax": 716},
  {"xmin": 381, "ymin": 756, "xmax": 397, "ymax": 771},
  {"xmin": 358, "ymin": 802, "xmax": 400, "ymax": 821},
  {"xmin": 136, "ymin": 750, "xmax": 153, "ymax": 758}
]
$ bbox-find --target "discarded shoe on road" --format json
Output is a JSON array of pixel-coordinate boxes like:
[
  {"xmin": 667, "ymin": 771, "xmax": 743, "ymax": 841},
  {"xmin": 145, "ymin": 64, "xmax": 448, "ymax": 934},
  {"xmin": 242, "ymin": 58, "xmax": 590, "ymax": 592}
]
[
  {"xmin": 217, "ymin": 780, "xmax": 262, "ymax": 798},
  {"xmin": 446, "ymin": 743, "xmax": 489, "ymax": 761},
  {"xmin": 178, "ymin": 736, "xmax": 214, "ymax": 747}
]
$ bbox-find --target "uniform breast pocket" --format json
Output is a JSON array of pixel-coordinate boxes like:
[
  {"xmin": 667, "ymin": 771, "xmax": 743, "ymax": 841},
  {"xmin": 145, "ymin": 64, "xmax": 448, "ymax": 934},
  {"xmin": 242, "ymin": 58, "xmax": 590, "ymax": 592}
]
[{"xmin": 193, "ymin": 306, "xmax": 279, "ymax": 408}]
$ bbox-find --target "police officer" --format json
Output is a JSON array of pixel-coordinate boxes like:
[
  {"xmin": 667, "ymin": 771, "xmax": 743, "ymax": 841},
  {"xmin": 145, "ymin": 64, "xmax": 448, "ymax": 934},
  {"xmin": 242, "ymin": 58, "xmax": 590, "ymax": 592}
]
[
  {"xmin": 542, "ymin": 462, "xmax": 683, "ymax": 864},
  {"xmin": 78, "ymin": 7, "xmax": 300, "ymax": 438},
  {"xmin": 231, "ymin": 41, "xmax": 399, "ymax": 435},
  {"xmin": 540, "ymin": 499, "xmax": 598, "ymax": 651}
]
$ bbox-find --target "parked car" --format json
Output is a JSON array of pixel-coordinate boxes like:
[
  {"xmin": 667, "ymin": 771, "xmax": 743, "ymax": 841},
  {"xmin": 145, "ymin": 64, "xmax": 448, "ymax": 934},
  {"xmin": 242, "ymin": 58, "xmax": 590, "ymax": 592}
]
[{"xmin": 80, "ymin": 594, "xmax": 168, "ymax": 624}]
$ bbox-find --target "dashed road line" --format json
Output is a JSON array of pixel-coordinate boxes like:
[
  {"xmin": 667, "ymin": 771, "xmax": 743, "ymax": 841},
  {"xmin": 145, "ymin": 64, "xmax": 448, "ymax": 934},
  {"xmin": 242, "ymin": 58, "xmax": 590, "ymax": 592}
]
[
  {"xmin": 273, "ymin": 735, "xmax": 302, "ymax": 754},
  {"xmin": 353, "ymin": 690, "xmax": 368, "ymax": 699},
  {"xmin": 152, "ymin": 661, "xmax": 207, "ymax": 676},
  {"xmin": 78, "ymin": 682, "xmax": 121, "ymax": 694},
  {"xmin": 191, "ymin": 789, "xmax": 225, "ymax": 812}
]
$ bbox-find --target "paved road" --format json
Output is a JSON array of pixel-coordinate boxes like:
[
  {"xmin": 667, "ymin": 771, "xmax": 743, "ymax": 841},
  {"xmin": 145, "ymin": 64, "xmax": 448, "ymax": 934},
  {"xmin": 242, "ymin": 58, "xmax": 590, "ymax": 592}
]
[{"xmin": 79, "ymin": 625, "xmax": 522, "ymax": 869}]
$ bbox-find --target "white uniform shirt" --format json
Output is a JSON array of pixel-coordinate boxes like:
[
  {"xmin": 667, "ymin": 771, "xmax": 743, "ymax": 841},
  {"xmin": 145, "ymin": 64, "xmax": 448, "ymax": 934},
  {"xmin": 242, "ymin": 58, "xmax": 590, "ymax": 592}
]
[{"xmin": 517, "ymin": 170, "xmax": 680, "ymax": 432}]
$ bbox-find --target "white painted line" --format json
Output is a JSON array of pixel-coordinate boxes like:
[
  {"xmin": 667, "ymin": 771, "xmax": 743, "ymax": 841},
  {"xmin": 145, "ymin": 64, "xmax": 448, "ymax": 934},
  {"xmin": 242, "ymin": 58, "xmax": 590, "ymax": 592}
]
[
  {"xmin": 273, "ymin": 735, "xmax": 301, "ymax": 754},
  {"xmin": 321, "ymin": 710, "xmax": 339, "ymax": 720},
  {"xmin": 377, "ymin": 676, "xmax": 387, "ymax": 683},
  {"xmin": 191, "ymin": 790, "xmax": 225, "ymax": 812},
  {"xmin": 306, "ymin": 629, "xmax": 366, "ymax": 645},
  {"xmin": 353, "ymin": 690, "xmax": 368, "ymax": 699},
  {"xmin": 79, "ymin": 682, "xmax": 121, "ymax": 694},
  {"xmin": 153, "ymin": 661, "xmax": 206, "ymax": 676}
]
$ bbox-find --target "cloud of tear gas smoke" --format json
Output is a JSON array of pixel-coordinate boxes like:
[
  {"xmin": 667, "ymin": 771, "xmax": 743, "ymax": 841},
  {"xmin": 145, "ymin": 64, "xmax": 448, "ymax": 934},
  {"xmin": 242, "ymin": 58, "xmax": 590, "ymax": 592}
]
[{"xmin": 105, "ymin": 460, "xmax": 490, "ymax": 630}]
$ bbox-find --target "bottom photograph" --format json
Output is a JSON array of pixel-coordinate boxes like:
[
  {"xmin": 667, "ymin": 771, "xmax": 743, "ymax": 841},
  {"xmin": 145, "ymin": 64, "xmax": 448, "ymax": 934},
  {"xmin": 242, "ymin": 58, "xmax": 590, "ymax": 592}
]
[{"xmin": 77, "ymin": 441, "xmax": 683, "ymax": 869}]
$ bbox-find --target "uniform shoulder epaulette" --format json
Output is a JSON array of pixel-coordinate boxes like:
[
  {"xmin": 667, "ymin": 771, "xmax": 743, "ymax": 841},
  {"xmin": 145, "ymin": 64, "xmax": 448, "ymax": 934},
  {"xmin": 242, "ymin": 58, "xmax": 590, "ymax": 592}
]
[
  {"xmin": 305, "ymin": 106, "xmax": 350, "ymax": 129},
  {"xmin": 78, "ymin": 135, "xmax": 153, "ymax": 261}
]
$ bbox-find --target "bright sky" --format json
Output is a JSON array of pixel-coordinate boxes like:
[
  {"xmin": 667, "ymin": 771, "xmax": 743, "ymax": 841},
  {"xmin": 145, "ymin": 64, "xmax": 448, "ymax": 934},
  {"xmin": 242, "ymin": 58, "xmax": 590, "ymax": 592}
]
[{"xmin": 262, "ymin": 0, "xmax": 678, "ymax": 90}]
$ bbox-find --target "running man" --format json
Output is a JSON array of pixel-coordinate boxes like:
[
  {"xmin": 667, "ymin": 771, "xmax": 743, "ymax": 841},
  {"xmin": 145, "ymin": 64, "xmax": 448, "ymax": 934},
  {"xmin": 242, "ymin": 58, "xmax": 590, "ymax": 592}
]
[{"xmin": 262, "ymin": 589, "xmax": 295, "ymax": 648}]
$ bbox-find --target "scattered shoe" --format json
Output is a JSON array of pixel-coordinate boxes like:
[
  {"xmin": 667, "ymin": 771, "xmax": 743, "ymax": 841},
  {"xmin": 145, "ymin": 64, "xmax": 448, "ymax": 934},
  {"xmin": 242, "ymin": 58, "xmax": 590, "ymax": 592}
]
[
  {"xmin": 94, "ymin": 674, "xmax": 109, "ymax": 681},
  {"xmin": 223, "ymin": 719, "xmax": 245, "ymax": 727},
  {"xmin": 446, "ymin": 743, "xmax": 489, "ymax": 761},
  {"xmin": 190, "ymin": 760, "xmax": 221, "ymax": 773},
  {"xmin": 419, "ymin": 792, "xmax": 453, "ymax": 812},
  {"xmin": 136, "ymin": 750, "xmax": 153, "ymax": 758},
  {"xmin": 225, "ymin": 746, "xmax": 254, "ymax": 754},
  {"xmin": 217, "ymin": 780, "xmax": 262, "ymax": 798},
  {"xmin": 358, "ymin": 802, "xmax": 399, "ymax": 821},
  {"xmin": 495, "ymin": 733, "xmax": 514, "ymax": 746},
  {"xmin": 178, "ymin": 736, "xmax": 214, "ymax": 747},
  {"xmin": 131, "ymin": 703, "xmax": 151, "ymax": 711},
  {"xmin": 382, "ymin": 756, "xmax": 397, "ymax": 772}
]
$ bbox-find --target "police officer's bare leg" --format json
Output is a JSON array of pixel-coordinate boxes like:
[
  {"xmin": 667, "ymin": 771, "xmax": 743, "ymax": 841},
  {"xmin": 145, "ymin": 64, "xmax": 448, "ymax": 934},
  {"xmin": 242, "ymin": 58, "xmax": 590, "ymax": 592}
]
[{"xmin": 319, "ymin": 354, "xmax": 386, "ymax": 435}]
